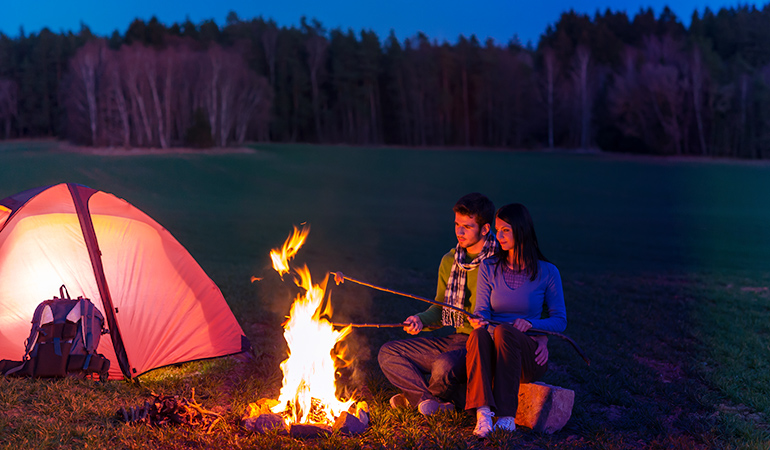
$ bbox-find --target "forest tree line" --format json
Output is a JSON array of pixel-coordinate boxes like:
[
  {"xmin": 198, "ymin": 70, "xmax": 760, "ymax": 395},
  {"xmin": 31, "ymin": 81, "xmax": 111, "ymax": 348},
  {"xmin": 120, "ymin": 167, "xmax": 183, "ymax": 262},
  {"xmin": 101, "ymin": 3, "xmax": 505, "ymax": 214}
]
[{"xmin": 1, "ymin": 5, "xmax": 770, "ymax": 157}]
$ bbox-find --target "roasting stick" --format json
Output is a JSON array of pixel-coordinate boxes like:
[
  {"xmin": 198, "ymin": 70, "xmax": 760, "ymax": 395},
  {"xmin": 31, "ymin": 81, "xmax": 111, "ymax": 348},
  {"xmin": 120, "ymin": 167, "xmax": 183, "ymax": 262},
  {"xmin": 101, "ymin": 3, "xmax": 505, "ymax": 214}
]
[
  {"xmin": 332, "ymin": 322, "xmax": 407, "ymax": 328},
  {"xmin": 332, "ymin": 272, "xmax": 474, "ymax": 317},
  {"xmin": 332, "ymin": 271, "xmax": 590, "ymax": 365}
]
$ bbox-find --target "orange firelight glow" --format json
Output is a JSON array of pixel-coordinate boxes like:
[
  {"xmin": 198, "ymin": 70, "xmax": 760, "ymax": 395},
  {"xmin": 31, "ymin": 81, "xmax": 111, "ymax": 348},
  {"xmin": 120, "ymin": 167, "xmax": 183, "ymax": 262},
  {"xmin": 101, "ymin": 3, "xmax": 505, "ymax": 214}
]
[
  {"xmin": 269, "ymin": 225, "xmax": 309, "ymax": 278},
  {"xmin": 253, "ymin": 226, "xmax": 354, "ymax": 426}
]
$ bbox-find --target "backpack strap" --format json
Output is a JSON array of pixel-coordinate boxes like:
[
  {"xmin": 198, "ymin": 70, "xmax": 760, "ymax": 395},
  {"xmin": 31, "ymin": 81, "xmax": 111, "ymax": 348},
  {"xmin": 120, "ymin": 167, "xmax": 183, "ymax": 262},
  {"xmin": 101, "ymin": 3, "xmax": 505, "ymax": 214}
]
[
  {"xmin": 80, "ymin": 297, "xmax": 107, "ymax": 374},
  {"xmin": 23, "ymin": 302, "xmax": 52, "ymax": 359},
  {"xmin": 53, "ymin": 337, "xmax": 62, "ymax": 356},
  {"xmin": 59, "ymin": 285, "xmax": 71, "ymax": 300},
  {"xmin": 79, "ymin": 297, "xmax": 99, "ymax": 354},
  {"xmin": 4, "ymin": 301, "xmax": 50, "ymax": 376}
]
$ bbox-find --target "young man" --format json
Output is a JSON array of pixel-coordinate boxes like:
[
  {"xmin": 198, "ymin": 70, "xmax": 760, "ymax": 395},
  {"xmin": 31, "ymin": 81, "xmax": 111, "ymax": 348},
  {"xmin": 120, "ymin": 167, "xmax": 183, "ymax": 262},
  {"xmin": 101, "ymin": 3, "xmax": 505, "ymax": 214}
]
[{"xmin": 377, "ymin": 192, "xmax": 497, "ymax": 416}]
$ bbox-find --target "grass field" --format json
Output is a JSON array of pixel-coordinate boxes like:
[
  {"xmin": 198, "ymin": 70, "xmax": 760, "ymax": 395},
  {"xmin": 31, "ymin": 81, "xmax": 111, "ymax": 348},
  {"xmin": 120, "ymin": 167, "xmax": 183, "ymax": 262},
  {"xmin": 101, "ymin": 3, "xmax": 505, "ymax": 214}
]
[{"xmin": 1, "ymin": 141, "xmax": 769, "ymax": 449}]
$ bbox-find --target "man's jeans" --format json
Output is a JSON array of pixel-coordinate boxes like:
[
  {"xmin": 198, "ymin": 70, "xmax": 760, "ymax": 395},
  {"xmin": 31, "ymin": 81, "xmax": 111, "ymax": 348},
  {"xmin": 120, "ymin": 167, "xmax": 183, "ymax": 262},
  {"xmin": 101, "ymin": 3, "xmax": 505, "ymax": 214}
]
[{"xmin": 378, "ymin": 333, "xmax": 468, "ymax": 408}]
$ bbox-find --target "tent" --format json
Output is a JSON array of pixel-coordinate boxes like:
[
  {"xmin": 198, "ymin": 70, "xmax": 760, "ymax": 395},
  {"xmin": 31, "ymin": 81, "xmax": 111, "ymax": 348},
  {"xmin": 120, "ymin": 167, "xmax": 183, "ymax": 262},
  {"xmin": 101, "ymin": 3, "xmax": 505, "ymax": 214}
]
[{"xmin": 0, "ymin": 183, "xmax": 250, "ymax": 380}]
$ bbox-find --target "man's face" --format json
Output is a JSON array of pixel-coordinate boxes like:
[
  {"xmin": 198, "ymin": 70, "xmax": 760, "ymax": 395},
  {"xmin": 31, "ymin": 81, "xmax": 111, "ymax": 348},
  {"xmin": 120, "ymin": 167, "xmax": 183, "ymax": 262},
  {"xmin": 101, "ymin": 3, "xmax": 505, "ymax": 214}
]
[{"xmin": 455, "ymin": 212, "xmax": 484, "ymax": 249}]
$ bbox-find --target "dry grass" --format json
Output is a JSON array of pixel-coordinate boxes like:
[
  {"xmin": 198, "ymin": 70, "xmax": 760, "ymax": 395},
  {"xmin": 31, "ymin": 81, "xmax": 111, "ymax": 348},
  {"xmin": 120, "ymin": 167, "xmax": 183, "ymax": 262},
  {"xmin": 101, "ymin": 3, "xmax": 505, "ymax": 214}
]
[{"xmin": 1, "ymin": 141, "xmax": 769, "ymax": 449}]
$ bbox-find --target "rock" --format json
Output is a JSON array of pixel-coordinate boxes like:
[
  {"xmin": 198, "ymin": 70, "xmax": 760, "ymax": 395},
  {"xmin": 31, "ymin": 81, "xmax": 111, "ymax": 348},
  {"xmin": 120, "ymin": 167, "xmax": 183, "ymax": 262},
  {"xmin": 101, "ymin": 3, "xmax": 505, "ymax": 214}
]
[
  {"xmin": 241, "ymin": 413, "xmax": 288, "ymax": 434},
  {"xmin": 333, "ymin": 411, "xmax": 367, "ymax": 435},
  {"xmin": 289, "ymin": 423, "xmax": 333, "ymax": 438},
  {"xmin": 515, "ymin": 382, "xmax": 575, "ymax": 434},
  {"xmin": 355, "ymin": 401, "xmax": 369, "ymax": 427}
]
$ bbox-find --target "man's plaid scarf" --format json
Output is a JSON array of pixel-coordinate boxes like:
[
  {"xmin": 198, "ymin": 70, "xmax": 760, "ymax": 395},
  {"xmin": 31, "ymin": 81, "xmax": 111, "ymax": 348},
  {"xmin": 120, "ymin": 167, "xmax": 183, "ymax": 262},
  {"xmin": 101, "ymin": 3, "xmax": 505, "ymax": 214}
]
[{"xmin": 442, "ymin": 233, "xmax": 498, "ymax": 328}]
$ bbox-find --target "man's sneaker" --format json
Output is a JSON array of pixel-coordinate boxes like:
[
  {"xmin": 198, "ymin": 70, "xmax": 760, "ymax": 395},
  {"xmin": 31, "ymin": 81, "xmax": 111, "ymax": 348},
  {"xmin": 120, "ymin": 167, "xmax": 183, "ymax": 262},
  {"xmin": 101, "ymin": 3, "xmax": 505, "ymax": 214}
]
[
  {"xmin": 389, "ymin": 394, "xmax": 409, "ymax": 409},
  {"xmin": 417, "ymin": 399, "xmax": 453, "ymax": 416},
  {"xmin": 495, "ymin": 416, "xmax": 516, "ymax": 431},
  {"xmin": 473, "ymin": 407, "xmax": 495, "ymax": 438}
]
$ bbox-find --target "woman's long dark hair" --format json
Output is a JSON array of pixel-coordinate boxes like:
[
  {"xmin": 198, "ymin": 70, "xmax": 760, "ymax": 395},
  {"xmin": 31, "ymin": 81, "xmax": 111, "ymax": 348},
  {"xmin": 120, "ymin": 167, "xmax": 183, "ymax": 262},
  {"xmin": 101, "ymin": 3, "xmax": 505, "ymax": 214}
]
[{"xmin": 493, "ymin": 203, "xmax": 549, "ymax": 281}]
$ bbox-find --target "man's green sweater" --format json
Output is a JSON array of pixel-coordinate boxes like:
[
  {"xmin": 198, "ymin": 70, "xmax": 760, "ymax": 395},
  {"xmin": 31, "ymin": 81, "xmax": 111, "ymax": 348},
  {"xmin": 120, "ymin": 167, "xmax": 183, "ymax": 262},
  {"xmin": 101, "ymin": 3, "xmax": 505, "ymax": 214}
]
[{"xmin": 415, "ymin": 249, "xmax": 479, "ymax": 335}]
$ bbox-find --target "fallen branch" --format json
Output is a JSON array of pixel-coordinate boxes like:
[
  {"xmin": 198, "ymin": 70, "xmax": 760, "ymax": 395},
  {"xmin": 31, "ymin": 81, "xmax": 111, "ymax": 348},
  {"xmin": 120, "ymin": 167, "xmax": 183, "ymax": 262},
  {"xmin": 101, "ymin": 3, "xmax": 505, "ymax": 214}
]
[{"xmin": 116, "ymin": 388, "xmax": 224, "ymax": 432}]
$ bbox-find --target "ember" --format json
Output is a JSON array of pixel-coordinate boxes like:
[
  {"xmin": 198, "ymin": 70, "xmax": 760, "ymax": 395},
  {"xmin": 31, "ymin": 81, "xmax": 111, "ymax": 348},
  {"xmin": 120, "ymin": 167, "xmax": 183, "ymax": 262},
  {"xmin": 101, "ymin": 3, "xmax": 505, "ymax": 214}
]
[{"xmin": 245, "ymin": 225, "xmax": 365, "ymax": 434}]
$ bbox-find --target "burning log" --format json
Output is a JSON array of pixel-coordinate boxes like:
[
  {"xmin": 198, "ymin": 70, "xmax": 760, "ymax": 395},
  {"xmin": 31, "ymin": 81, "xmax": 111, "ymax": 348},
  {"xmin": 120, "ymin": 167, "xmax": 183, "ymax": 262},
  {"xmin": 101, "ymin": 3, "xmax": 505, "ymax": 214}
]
[
  {"xmin": 241, "ymin": 398, "xmax": 288, "ymax": 434},
  {"xmin": 243, "ymin": 399, "xmax": 370, "ymax": 437}
]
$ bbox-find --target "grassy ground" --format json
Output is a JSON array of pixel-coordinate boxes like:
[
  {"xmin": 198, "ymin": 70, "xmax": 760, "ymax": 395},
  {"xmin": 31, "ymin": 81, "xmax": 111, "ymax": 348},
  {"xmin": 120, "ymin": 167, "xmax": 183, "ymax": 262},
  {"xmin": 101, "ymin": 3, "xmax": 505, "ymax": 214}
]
[{"xmin": 0, "ymin": 141, "xmax": 769, "ymax": 449}]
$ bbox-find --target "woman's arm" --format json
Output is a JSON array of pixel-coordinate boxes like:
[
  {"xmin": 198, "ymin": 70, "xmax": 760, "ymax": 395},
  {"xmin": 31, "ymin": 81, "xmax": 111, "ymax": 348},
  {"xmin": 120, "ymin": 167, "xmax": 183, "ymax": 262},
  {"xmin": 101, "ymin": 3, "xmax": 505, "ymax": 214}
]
[
  {"xmin": 473, "ymin": 262, "xmax": 494, "ymax": 322},
  {"xmin": 528, "ymin": 263, "xmax": 567, "ymax": 332}
]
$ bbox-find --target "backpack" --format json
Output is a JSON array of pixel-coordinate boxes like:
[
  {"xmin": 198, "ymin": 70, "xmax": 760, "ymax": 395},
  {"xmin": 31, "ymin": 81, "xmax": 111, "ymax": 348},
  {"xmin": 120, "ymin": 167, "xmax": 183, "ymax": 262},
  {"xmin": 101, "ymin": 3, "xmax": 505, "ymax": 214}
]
[{"xmin": 0, "ymin": 285, "xmax": 111, "ymax": 380}]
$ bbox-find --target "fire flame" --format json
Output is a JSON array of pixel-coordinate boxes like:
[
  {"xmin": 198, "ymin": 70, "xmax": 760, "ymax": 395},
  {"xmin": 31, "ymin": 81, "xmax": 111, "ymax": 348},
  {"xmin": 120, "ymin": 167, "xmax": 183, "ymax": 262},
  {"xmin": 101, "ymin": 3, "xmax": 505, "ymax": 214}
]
[
  {"xmin": 269, "ymin": 225, "xmax": 309, "ymax": 278},
  {"xmin": 270, "ymin": 266, "xmax": 353, "ymax": 424},
  {"xmin": 253, "ymin": 225, "xmax": 354, "ymax": 426}
]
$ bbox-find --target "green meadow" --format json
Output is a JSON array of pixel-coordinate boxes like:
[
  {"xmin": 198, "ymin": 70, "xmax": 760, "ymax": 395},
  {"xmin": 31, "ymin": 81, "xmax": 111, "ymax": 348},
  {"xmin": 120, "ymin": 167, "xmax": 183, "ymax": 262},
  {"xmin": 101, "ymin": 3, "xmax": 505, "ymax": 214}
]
[{"xmin": 0, "ymin": 141, "xmax": 769, "ymax": 449}]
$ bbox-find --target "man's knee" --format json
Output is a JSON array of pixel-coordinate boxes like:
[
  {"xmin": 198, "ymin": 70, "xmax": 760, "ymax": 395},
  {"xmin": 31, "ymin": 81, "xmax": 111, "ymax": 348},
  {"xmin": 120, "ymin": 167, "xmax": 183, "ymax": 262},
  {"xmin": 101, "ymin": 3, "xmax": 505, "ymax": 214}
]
[
  {"xmin": 378, "ymin": 339, "xmax": 418, "ymax": 372},
  {"xmin": 378, "ymin": 340, "xmax": 400, "ymax": 366},
  {"xmin": 379, "ymin": 340, "xmax": 399, "ymax": 357},
  {"xmin": 431, "ymin": 353, "xmax": 457, "ymax": 379}
]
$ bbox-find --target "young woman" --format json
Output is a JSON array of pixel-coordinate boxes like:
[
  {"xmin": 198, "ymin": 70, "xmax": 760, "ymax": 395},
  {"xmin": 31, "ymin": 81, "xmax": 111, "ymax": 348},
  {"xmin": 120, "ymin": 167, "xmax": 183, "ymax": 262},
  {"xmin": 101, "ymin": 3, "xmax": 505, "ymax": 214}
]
[{"xmin": 466, "ymin": 203, "xmax": 567, "ymax": 438}]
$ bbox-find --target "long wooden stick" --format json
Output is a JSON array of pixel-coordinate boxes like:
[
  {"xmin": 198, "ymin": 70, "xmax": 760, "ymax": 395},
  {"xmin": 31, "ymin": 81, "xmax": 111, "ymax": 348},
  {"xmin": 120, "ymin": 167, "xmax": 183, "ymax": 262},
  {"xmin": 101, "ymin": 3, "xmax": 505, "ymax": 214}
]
[
  {"xmin": 333, "ymin": 272, "xmax": 590, "ymax": 365},
  {"xmin": 332, "ymin": 322, "xmax": 407, "ymax": 328},
  {"xmin": 334, "ymin": 273, "xmax": 473, "ymax": 317}
]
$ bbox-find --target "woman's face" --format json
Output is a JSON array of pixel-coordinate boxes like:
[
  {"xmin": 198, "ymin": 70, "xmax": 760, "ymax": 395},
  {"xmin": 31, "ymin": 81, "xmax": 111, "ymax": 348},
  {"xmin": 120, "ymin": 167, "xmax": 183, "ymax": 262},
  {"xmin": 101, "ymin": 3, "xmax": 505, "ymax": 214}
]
[{"xmin": 495, "ymin": 217, "xmax": 514, "ymax": 252}]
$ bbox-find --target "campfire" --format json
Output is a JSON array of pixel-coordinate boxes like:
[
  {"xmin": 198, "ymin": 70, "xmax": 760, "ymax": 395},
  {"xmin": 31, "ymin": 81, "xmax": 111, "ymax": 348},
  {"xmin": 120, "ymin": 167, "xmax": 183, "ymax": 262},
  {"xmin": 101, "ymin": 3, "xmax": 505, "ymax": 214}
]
[{"xmin": 243, "ymin": 225, "xmax": 368, "ymax": 437}]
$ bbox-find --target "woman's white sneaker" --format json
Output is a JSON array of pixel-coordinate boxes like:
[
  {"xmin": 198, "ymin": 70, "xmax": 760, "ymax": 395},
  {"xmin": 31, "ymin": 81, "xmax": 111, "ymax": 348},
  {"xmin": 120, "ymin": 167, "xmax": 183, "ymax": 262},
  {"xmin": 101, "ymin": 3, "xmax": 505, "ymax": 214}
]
[
  {"xmin": 473, "ymin": 407, "xmax": 495, "ymax": 438},
  {"xmin": 495, "ymin": 416, "xmax": 516, "ymax": 431}
]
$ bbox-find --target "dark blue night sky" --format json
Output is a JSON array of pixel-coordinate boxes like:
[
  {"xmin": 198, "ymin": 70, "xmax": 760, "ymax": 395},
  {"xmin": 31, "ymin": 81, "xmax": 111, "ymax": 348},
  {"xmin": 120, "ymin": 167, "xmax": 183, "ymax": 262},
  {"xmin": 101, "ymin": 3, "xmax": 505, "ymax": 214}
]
[{"xmin": 2, "ymin": 0, "xmax": 767, "ymax": 46}]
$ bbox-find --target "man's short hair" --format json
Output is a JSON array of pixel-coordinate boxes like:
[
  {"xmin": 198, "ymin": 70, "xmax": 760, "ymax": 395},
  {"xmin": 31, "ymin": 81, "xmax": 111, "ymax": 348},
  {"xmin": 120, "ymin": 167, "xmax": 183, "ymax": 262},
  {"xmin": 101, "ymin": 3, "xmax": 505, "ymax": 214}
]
[{"xmin": 453, "ymin": 193, "xmax": 495, "ymax": 226}]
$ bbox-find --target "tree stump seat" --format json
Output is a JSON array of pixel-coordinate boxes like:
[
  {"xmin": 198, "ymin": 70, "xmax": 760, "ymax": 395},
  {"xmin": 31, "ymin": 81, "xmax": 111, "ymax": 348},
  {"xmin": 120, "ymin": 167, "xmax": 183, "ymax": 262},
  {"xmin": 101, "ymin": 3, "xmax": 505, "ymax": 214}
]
[{"xmin": 515, "ymin": 382, "xmax": 575, "ymax": 433}]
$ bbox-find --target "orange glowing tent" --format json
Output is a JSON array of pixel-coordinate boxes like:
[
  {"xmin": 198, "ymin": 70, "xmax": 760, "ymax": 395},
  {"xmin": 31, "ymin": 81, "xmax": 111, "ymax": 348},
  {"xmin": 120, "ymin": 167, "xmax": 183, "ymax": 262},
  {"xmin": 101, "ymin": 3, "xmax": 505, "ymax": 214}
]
[{"xmin": 0, "ymin": 183, "xmax": 250, "ymax": 380}]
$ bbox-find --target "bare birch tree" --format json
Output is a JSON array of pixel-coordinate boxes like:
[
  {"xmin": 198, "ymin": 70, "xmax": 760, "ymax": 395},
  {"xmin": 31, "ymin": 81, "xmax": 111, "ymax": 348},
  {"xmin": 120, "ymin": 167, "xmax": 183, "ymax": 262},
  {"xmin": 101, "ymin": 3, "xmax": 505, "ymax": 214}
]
[
  {"xmin": 573, "ymin": 46, "xmax": 592, "ymax": 148},
  {"xmin": 235, "ymin": 72, "xmax": 272, "ymax": 143},
  {"xmin": 66, "ymin": 36, "xmax": 271, "ymax": 148},
  {"xmin": 69, "ymin": 40, "xmax": 108, "ymax": 145},
  {"xmin": 261, "ymin": 21, "xmax": 279, "ymax": 87},
  {"xmin": 641, "ymin": 36, "xmax": 689, "ymax": 154},
  {"xmin": 306, "ymin": 32, "xmax": 328, "ymax": 142},
  {"xmin": 543, "ymin": 47, "xmax": 558, "ymax": 149},
  {"xmin": 608, "ymin": 46, "xmax": 653, "ymax": 150},
  {"xmin": 690, "ymin": 47, "xmax": 709, "ymax": 155},
  {"xmin": 121, "ymin": 45, "xmax": 154, "ymax": 146},
  {"xmin": 106, "ymin": 51, "xmax": 131, "ymax": 147},
  {"xmin": 143, "ymin": 50, "xmax": 169, "ymax": 148}
]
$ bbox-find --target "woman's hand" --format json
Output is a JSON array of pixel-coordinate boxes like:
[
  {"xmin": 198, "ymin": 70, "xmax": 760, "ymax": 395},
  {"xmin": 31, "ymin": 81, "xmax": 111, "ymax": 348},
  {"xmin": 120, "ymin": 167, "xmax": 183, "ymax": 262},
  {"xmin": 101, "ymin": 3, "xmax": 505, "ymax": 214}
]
[
  {"xmin": 468, "ymin": 316, "xmax": 488, "ymax": 330},
  {"xmin": 532, "ymin": 335, "xmax": 549, "ymax": 366},
  {"xmin": 403, "ymin": 315, "xmax": 423, "ymax": 335},
  {"xmin": 512, "ymin": 318, "xmax": 532, "ymax": 333}
]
